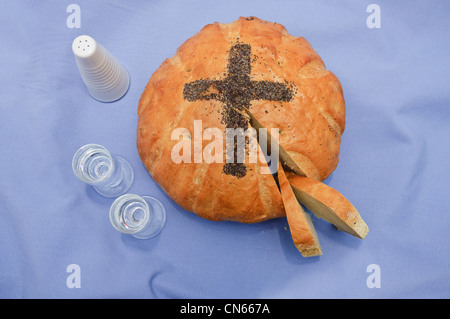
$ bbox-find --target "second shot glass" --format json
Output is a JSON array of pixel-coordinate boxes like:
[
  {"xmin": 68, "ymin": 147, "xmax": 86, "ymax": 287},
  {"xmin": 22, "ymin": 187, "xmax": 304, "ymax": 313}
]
[{"xmin": 109, "ymin": 194, "xmax": 166, "ymax": 239}]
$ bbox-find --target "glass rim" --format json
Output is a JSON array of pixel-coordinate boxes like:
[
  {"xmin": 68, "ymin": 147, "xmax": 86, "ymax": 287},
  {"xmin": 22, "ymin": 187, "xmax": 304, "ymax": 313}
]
[
  {"xmin": 109, "ymin": 194, "xmax": 151, "ymax": 234},
  {"xmin": 72, "ymin": 144, "xmax": 115, "ymax": 184}
]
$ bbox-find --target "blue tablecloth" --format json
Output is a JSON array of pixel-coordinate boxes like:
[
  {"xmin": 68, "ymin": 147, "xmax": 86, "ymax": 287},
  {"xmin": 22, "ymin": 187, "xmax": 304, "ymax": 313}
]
[{"xmin": 0, "ymin": 0, "xmax": 449, "ymax": 298}]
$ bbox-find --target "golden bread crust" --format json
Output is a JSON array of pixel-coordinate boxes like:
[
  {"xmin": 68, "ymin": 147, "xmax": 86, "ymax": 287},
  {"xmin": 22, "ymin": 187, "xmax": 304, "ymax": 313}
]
[{"xmin": 137, "ymin": 16, "xmax": 345, "ymax": 223}]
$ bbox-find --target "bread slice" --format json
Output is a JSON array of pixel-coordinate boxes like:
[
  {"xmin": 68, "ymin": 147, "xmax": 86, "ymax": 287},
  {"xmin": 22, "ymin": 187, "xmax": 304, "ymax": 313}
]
[
  {"xmin": 287, "ymin": 173, "xmax": 368, "ymax": 239},
  {"xmin": 243, "ymin": 106, "xmax": 309, "ymax": 178},
  {"xmin": 277, "ymin": 162, "xmax": 322, "ymax": 257}
]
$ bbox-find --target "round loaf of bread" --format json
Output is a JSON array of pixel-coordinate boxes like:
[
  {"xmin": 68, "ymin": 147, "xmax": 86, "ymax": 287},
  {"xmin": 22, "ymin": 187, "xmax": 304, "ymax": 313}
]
[{"xmin": 137, "ymin": 16, "xmax": 345, "ymax": 223}]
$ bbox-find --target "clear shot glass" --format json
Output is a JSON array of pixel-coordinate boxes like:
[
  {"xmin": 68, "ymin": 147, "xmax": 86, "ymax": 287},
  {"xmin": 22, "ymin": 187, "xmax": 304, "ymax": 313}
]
[
  {"xmin": 72, "ymin": 144, "xmax": 134, "ymax": 197},
  {"xmin": 109, "ymin": 194, "xmax": 166, "ymax": 239}
]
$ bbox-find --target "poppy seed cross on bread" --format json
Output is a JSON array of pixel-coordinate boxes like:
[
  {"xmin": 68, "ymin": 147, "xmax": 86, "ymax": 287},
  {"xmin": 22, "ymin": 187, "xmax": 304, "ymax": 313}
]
[{"xmin": 183, "ymin": 43, "xmax": 295, "ymax": 178}]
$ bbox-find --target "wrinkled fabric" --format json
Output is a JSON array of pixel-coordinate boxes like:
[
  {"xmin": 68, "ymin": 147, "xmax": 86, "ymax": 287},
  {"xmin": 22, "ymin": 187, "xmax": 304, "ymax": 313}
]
[{"xmin": 0, "ymin": 1, "xmax": 449, "ymax": 298}]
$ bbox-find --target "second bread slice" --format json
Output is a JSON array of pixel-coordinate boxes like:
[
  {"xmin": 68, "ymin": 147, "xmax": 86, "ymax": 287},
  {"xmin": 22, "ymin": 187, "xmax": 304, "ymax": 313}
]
[{"xmin": 287, "ymin": 173, "xmax": 369, "ymax": 239}]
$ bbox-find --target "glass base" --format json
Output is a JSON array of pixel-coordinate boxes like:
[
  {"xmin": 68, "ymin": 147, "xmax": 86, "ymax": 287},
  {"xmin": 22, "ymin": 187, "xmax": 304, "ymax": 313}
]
[
  {"xmin": 94, "ymin": 156, "xmax": 134, "ymax": 197},
  {"xmin": 109, "ymin": 194, "xmax": 166, "ymax": 239},
  {"xmin": 137, "ymin": 196, "xmax": 166, "ymax": 239}
]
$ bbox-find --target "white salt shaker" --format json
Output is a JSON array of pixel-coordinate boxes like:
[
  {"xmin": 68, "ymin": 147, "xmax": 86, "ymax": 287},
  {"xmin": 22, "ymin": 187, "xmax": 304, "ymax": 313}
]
[{"xmin": 72, "ymin": 35, "xmax": 130, "ymax": 102}]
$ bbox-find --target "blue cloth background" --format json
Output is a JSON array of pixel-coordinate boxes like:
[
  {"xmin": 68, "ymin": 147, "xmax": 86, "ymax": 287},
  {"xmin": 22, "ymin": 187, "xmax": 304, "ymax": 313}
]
[{"xmin": 0, "ymin": 0, "xmax": 449, "ymax": 298}]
